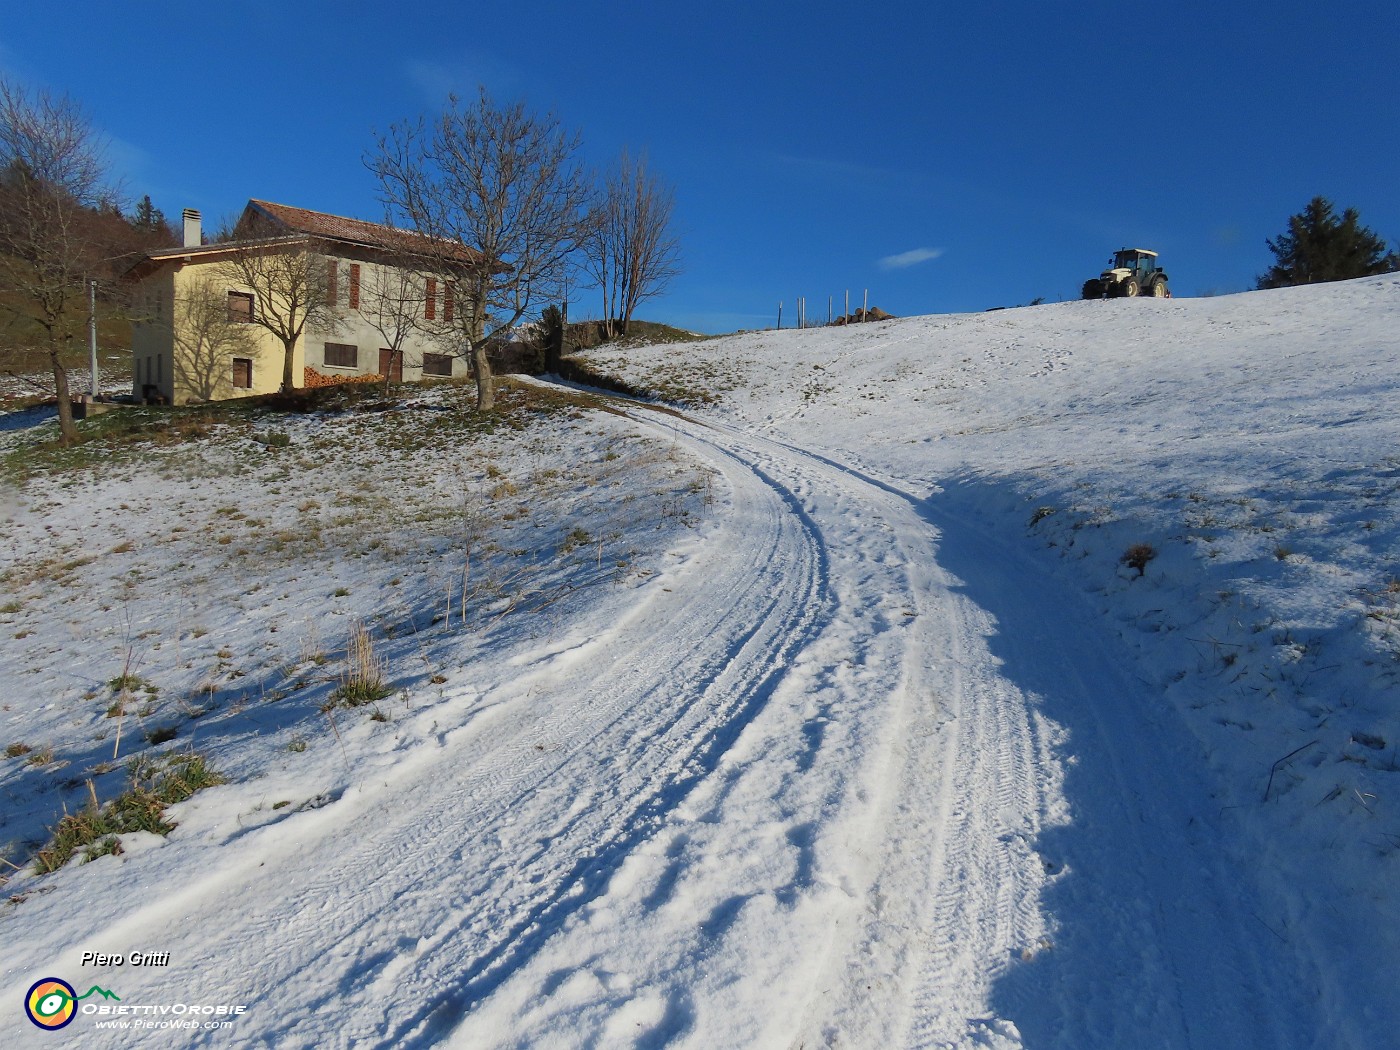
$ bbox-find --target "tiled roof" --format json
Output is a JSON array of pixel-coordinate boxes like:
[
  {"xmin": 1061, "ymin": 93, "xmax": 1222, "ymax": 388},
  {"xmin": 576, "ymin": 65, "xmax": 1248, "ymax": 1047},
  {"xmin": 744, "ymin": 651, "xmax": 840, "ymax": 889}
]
[
  {"xmin": 125, "ymin": 200, "xmax": 486, "ymax": 280},
  {"xmin": 246, "ymin": 200, "xmax": 481, "ymax": 264}
]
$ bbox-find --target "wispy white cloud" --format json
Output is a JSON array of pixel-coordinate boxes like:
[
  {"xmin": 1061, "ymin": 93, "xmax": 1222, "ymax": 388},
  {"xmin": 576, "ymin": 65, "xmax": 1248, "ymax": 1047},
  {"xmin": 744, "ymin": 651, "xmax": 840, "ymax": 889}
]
[
  {"xmin": 404, "ymin": 52, "xmax": 525, "ymax": 103},
  {"xmin": 768, "ymin": 152, "xmax": 911, "ymax": 184},
  {"xmin": 878, "ymin": 247, "xmax": 943, "ymax": 271}
]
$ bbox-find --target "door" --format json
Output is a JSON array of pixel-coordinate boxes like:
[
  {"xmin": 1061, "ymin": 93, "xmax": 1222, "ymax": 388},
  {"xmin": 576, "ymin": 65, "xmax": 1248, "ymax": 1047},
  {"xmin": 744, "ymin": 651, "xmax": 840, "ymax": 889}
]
[{"xmin": 379, "ymin": 349, "xmax": 403, "ymax": 383}]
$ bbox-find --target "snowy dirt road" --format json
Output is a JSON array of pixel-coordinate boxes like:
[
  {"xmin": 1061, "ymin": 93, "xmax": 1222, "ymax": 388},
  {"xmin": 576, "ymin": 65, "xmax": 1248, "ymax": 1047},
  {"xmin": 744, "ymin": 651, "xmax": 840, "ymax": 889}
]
[
  {"xmin": 458, "ymin": 402, "xmax": 1330, "ymax": 1048},
  {"xmin": 6, "ymin": 396, "xmax": 1329, "ymax": 1049}
]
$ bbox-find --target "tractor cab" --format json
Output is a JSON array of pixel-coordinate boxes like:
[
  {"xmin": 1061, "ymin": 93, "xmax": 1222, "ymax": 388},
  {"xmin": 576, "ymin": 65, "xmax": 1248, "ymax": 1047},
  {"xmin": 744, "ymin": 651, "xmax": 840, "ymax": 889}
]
[{"xmin": 1109, "ymin": 248, "xmax": 1160, "ymax": 282}]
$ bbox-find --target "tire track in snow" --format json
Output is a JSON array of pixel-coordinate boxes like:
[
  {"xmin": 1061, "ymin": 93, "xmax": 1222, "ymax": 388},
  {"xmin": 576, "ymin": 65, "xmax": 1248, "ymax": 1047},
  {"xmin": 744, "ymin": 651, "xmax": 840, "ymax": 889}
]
[
  {"xmin": 368, "ymin": 418, "xmax": 835, "ymax": 1047},
  {"xmin": 3, "ymin": 410, "xmax": 830, "ymax": 1050},
  {"xmin": 922, "ymin": 495, "xmax": 1318, "ymax": 1050},
  {"xmin": 689, "ymin": 426, "xmax": 1060, "ymax": 1050},
  {"xmin": 748, "ymin": 437, "xmax": 1320, "ymax": 1048},
  {"xmin": 281, "ymin": 426, "xmax": 826, "ymax": 1047},
  {"xmin": 434, "ymin": 408, "xmax": 975, "ymax": 1048}
]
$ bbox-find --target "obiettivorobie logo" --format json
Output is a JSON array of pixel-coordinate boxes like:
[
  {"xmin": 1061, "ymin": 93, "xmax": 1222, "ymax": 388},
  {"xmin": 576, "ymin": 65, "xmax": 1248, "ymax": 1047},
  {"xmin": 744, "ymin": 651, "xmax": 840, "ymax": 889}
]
[{"xmin": 24, "ymin": 978, "xmax": 120, "ymax": 1030}]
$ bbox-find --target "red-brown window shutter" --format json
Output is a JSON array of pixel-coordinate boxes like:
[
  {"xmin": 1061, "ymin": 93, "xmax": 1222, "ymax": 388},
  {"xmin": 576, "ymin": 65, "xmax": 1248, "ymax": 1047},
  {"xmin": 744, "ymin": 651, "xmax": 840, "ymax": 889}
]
[
  {"xmin": 349, "ymin": 264, "xmax": 360, "ymax": 309},
  {"xmin": 327, "ymin": 259, "xmax": 338, "ymax": 307},
  {"xmin": 425, "ymin": 278, "xmax": 437, "ymax": 320},
  {"xmin": 443, "ymin": 282, "xmax": 454, "ymax": 322}
]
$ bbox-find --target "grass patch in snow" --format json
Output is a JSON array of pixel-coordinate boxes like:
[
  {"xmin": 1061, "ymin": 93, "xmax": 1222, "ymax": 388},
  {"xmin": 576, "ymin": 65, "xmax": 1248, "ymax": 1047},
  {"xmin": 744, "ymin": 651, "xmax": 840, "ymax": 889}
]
[
  {"xmin": 323, "ymin": 623, "xmax": 392, "ymax": 709},
  {"xmin": 31, "ymin": 751, "xmax": 224, "ymax": 875}
]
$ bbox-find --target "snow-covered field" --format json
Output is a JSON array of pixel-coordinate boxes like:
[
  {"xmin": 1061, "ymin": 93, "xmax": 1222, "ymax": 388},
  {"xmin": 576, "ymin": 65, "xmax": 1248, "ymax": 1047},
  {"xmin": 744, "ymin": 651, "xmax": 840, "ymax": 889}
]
[{"xmin": 3, "ymin": 277, "xmax": 1399, "ymax": 1047}]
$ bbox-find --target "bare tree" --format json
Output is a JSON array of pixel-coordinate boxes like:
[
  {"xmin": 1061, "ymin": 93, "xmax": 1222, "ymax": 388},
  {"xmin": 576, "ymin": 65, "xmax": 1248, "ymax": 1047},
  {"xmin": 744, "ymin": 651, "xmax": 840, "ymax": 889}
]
[
  {"xmin": 355, "ymin": 259, "xmax": 427, "ymax": 393},
  {"xmin": 0, "ymin": 79, "xmax": 117, "ymax": 445},
  {"xmin": 583, "ymin": 149, "xmax": 681, "ymax": 339},
  {"xmin": 214, "ymin": 225, "xmax": 338, "ymax": 393},
  {"xmin": 369, "ymin": 88, "xmax": 593, "ymax": 410}
]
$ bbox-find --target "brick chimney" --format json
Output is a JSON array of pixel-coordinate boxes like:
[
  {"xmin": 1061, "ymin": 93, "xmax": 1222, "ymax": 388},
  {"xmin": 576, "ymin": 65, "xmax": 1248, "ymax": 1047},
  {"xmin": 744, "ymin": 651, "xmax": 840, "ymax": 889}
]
[{"xmin": 182, "ymin": 208, "xmax": 202, "ymax": 248}]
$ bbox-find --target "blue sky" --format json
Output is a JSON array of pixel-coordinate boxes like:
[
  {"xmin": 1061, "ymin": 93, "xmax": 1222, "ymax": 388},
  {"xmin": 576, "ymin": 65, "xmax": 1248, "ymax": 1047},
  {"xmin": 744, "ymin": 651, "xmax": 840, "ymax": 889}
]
[{"xmin": 3, "ymin": 2, "xmax": 1396, "ymax": 333}]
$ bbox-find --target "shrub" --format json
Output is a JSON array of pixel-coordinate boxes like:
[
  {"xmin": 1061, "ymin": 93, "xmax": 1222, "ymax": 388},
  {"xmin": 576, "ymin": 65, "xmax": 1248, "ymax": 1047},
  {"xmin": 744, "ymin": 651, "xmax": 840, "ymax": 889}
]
[
  {"xmin": 560, "ymin": 527, "xmax": 592, "ymax": 553},
  {"xmin": 1121, "ymin": 543, "xmax": 1157, "ymax": 577}
]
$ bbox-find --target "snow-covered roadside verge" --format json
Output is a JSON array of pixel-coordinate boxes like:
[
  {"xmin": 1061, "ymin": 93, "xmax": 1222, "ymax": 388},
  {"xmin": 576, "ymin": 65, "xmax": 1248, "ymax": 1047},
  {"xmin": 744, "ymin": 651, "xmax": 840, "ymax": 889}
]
[
  {"xmin": 0, "ymin": 363, "xmax": 130, "ymax": 405},
  {"xmin": 0, "ymin": 379, "xmax": 715, "ymax": 896},
  {"xmin": 921, "ymin": 469, "xmax": 1400, "ymax": 1043}
]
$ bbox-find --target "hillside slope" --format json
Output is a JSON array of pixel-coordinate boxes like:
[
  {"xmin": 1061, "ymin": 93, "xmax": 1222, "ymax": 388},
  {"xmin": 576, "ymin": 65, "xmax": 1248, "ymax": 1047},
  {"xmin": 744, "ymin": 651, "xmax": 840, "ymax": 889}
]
[
  {"xmin": 576, "ymin": 275, "xmax": 1400, "ymax": 1044},
  {"xmin": 1, "ymin": 278, "xmax": 1397, "ymax": 1048}
]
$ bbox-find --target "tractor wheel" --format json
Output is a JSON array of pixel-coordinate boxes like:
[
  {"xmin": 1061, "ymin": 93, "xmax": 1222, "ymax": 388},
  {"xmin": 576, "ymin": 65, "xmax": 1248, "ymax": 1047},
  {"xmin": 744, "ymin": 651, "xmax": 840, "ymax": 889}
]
[
  {"xmin": 1081, "ymin": 279, "xmax": 1103, "ymax": 300},
  {"xmin": 1151, "ymin": 279, "xmax": 1168, "ymax": 298},
  {"xmin": 1122, "ymin": 277, "xmax": 1140, "ymax": 297}
]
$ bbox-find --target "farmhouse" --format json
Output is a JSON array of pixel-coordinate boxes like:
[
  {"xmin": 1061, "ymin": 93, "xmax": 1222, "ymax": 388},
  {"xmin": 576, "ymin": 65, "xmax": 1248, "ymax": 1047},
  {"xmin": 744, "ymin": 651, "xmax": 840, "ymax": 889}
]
[{"xmin": 125, "ymin": 200, "xmax": 478, "ymax": 405}]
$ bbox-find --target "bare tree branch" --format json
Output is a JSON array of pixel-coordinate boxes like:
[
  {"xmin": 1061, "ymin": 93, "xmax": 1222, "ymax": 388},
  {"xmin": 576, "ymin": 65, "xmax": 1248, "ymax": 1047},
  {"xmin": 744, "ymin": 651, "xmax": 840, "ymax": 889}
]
[
  {"xmin": 0, "ymin": 78, "xmax": 118, "ymax": 444},
  {"xmin": 356, "ymin": 259, "xmax": 429, "ymax": 392},
  {"xmin": 368, "ymin": 88, "xmax": 593, "ymax": 410},
  {"xmin": 582, "ymin": 149, "xmax": 681, "ymax": 338},
  {"xmin": 212, "ymin": 228, "xmax": 338, "ymax": 392}
]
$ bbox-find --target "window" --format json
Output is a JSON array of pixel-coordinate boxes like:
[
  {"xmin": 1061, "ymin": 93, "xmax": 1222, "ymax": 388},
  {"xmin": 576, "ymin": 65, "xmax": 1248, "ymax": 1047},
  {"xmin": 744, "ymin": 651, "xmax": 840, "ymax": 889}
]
[
  {"xmin": 323, "ymin": 342, "xmax": 358, "ymax": 369},
  {"xmin": 227, "ymin": 291, "xmax": 254, "ymax": 323},
  {"xmin": 326, "ymin": 259, "xmax": 339, "ymax": 307},
  {"xmin": 349, "ymin": 264, "xmax": 360, "ymax": 310},
  {"xmin": 232, "ymin": 357, "xmax": 253, "ymax": 389},
  {"xmin": 422, "ymin": 353, "xmax": 453, "ymax": 377},
  {"xmin": 424, "ymin": 278, "xmax": 436, "ymax": 320}
]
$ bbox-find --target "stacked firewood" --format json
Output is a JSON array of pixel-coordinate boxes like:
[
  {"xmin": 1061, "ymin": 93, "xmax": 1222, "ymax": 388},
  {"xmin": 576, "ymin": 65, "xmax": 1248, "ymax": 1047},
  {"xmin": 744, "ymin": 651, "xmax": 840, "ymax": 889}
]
[{"xmin": 302, "ymin": 367, "xmax": 385, "ymax": 389}]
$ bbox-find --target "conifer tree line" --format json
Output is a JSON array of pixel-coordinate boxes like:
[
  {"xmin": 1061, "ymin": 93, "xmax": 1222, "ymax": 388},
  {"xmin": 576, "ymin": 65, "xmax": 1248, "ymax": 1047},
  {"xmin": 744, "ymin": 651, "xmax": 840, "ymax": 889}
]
[{"xmin": 1258, "ymin": 196, "xmax": 1398, "ymax": 289}]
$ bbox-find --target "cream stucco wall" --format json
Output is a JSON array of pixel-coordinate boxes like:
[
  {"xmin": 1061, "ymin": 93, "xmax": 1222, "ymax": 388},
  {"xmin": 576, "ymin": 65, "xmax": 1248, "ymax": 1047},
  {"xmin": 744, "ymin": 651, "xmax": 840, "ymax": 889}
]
[
  {"xmin": 173, "ymin": 262, "xmax": 288, "ymax": 403},
  {"xmin": 130, "ymin": 268, "xmax": 175, "ymax": 402},
  {"xmin": 309, "ymin": 257, "xmax": 466, "ymax": 384}
]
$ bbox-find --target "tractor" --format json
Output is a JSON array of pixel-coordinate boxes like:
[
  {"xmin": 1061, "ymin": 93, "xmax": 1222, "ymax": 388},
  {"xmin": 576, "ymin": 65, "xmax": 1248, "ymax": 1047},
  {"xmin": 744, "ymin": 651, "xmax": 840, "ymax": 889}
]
[{"xmin": 1082, "ymin": 248, "xmax": 1169, "ymax": 299}]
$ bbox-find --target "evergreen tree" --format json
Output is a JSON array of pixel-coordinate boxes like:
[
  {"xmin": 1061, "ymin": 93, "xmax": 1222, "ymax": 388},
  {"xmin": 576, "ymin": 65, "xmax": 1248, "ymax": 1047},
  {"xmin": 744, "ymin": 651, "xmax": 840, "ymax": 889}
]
[
  {"xmin": 130, "ymin": 193, "xmax": 167, "ymax": 234},
  {"xmin": 1258, "ymin": 196, "xmax": 1398, "ymax": 289}
]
